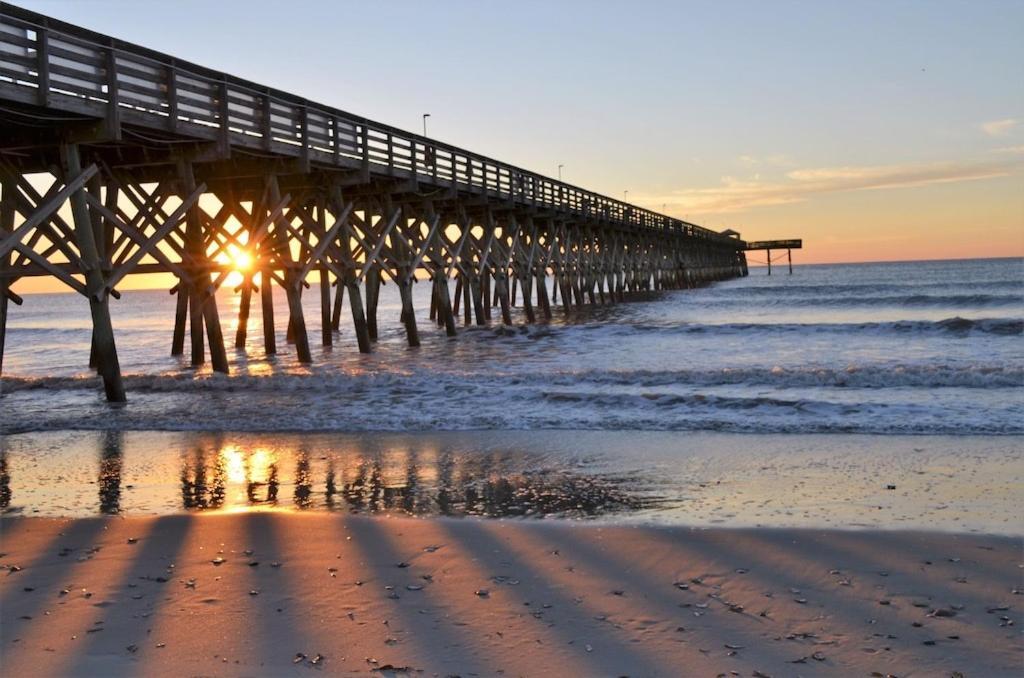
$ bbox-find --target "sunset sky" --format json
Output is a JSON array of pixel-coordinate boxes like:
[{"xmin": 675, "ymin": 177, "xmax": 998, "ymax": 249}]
[{"xmin": 8, "ymin": 0, "xmax": 1024, "ymax": 285}]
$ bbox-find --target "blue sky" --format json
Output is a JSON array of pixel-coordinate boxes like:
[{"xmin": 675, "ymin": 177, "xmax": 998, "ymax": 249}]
[{"xmin": 10, "ymin": 0, "xmax": 1024, "ymax": 261}]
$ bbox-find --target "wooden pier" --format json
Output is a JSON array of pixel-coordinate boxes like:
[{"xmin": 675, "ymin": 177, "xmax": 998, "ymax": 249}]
[
  {"xmin": 745, "ymin": 239, "xmax": 802, "ymax": 275},
  {"xmin": 0, "ymin": 6, "xmax": 760, "ymax": 402}
]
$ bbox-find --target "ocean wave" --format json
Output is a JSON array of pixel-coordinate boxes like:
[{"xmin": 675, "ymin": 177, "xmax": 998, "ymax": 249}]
[
  {"xmin": 2, "ymin": 389, "xmax": 1019, "ymax": 436},
  {"xmin": 687, "ymin": 293, "xmax": 1023, "ymax": 308},
  {"xmin": 625, "ymin": 317, "xmax": 1023, "ymax": 336},
  {"xmin": 716, "ymin": 279, "xmax": 1023, "ymax": 295},
  {"xmin": 3, "ymin": 361, "xmax": 1021, "ymax": 394}
]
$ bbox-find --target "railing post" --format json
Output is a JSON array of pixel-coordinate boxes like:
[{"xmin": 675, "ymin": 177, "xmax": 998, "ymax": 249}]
[
  {"xmin": 262, "ymin": 89, "xmax": 273, "ymax": 151},
  {"xmin": 104, "ymin": 41, "xmax": 121, "ymax": 139},
  {"xmin": 166, "ymin": 63, "xmax": 178, "ymax": 131},
  {"xmin": 386, "ymin": 132, "xmax": 394, "ymax": 173},
  {"xmin": 35, "ymin": 28, "xmax": 50, "ymax": 106},
  {"xmin": 330, "ymin": 114, "xmax": 340, "ymax": 165},
  {"xmin": 298, "ymin": 105, "xmax": 310, "ymax": 171},
  {"xmin": 360, "ymin": 125, "xmax": 370, "ymax": 181},
  {"xmin": 217, "ymin": 79, "xmax": 230, "ymax": 156}
]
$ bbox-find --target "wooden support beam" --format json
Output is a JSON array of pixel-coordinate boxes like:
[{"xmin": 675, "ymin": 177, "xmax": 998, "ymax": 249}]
[
  {"xmin": 178, "ymin": 160, "xmax": 229, "ymax": 374},
  {"xmin": 267, "ymin": 175, "xmax": 311, "ymax": 363},
  {"xmin": 0, "ymin": 178, "xmax": 12, "ymax": 378},
  {"xmin": 320, "ymin": 268, "xmax": 332, "ymax": 347},
  {"xmin": 60, "ymin": 144, "xmax": 126, "ymax": 402}
]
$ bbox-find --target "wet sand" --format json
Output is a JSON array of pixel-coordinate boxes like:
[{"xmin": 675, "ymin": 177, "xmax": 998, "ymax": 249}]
[
  {"xmin": 1, "ymin": 513, "xmax": 1021, "ymax": 677},
  {"xmin": 3, "ymin": 431, "xmax": 1022, "ymax": 534}
]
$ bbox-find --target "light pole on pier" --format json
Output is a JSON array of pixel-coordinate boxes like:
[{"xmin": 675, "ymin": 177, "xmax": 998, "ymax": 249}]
[
  {"xmin": 422, "ymin": 113, "xmax": 430, "ymax": 137},
  {"xmin": 558, "ymin": 164, "xmax": 563, "ymax": 181}
]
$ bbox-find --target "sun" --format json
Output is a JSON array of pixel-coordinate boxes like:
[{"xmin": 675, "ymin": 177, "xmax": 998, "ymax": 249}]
[{"xmin": 232, "ymin": 250, "xmax": 253, "ymax": 272}]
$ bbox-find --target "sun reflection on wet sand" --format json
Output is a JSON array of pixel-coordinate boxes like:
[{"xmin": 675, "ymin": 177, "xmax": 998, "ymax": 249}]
[
  {"xmin": 0, "ymin": 431, "xmax": 649, "ymax": 519},
  {"xmin": 1, "ymin": 431, "xmax": 1020, "ymax": 533}
]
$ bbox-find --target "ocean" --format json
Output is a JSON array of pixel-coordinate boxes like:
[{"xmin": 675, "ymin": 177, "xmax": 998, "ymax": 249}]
[
  {"xmin": 1, "ymin": 258, "xmax": 1022, "ymax": 528},
  {"xmin": 2, "ymin": 257, "xmax": 1022, "ymax": 435}
]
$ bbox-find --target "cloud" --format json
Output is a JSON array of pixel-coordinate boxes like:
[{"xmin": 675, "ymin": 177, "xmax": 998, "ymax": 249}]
[
  {"xmin": 980, "ymin": 118, "xmax": 1018, "ymax": 137},
  {"xmin": 737, "ymin": 154, "xmax": 792, "ymax": 168},
  {"xmin": 993, "ymin": 145, "xmax": 1024, "ymax": 155},
  {"xmin": 635, "ymin": 158, "xmax": 1021, "ymax": 215}
]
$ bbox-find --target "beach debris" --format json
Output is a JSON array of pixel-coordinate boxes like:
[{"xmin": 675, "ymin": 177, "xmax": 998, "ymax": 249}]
[
  {"xmin": 294, "ymin": 653, "xmax": 307, "ymax": 664},
  {"xmin": 396, "ymin": 562, "xmax": 410, "ymax": 569},
  {"xmin": 611, "ymin": 589, "xmax": 625, "ymax": 596},
  {"xmin": 724, "ymin": 643, "xmax": 744, "ymax": 650},
  {"xmin": 886, "ymin": 485, "xmax": 896, "ymax": 490},
  {"xmin": 127, "ymin": 538, "xmax": 138, "ymax": 544},
  {"xmin": 490, "ymin": 575, "xmax": 520, "ymax": 586},
  {"xmin": 986, "ymin": 605, "xmax": 1009, "ymax": 613},
  {"xmin": 156, "ymin": 643, "xmax": 165, "ymax": 648},
  {"xmin": 249, "ymin": 589, "xmax": 259, "ymax": 596},
  {"xmin": 211, "ymin": 557, "xmax": 226, "ymax": 566},
  {"xmin": 794, "ymin": 598, "xmax": 808, "ymax": 605},
  {"xmin": 879, "ymin": 600, "xmax": 891, "ymax": 606},
  {"xmin": 248, "ymin": 561, "xmax": 259, "ymax": 567},
  {"xmin": 423, "ymin": 545, "xmax": 441, "ymax": 553},
  {"xmin": 271, "ymin": 562, "xmax": 282, "ymax": 568},
  {"xmin": 929, "ymin": 608, "xmax": 956, "ymax": 618},
  {"xmin": 405, "ymin": 584, "xmax": 423, "ymax": 591},
  {"xmin": 126, "ymin": 644, "xmax": 138, "ymax": 654},
  {"xmin": 7, "ymin": 565, "xmax": 22, "ymax": 573},
  {"xmin": 585, "ymin": 644, "xmax": 593, "ymax": 652},
  {"xmin": 370, "ymin": 664, "xmax": 412, "ymax": 673},
  {"xmin": 310, "ymin": 653, "xmax": 325, "ymax": 666},
  {"xmin": 475, "ymin": 589, "xmax": 490, "ymax": 598},
  {"xmin": 184, "ymin": 578, "xmax": 197, "ymax": 589},
  {"xmin": 674, "ymin": 582, "xmax": 690, "ymax": 590},
  {"xmin": 753, "ymin": 671, "xmax": 772, "ymax": 678},
  {"xmin": 23, "ymin": 587, "xmax": 34, "ymax": 592}
]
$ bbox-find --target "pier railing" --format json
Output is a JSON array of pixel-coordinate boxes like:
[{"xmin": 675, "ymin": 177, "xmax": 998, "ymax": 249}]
[{"xmin": 0, "ymin": 5, "xmax": 738, "ymax": 247}]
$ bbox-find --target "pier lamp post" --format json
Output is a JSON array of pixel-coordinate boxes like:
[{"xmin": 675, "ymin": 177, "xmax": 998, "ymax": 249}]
[
  {"xmin": 624, "ymin": 190, "xmax": 629, "ymax": 202},
  {"xmin": 558, "ymin": 164, "xmax": 563, "ymax": 181},
  {"xmin": 422, "ymin": 113, "xmax": 430, "ymax": 136}
]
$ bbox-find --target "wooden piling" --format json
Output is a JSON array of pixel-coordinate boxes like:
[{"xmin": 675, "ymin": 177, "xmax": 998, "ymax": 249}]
[
  {"xmin": 346, "ymin": 274, "xmax": 371, "ymax": 353},
  {"xmin": 61, "ymin": 144, "xmax": 126, "ymax": 402},
  {"xmin": 235, "ymin": 275, "xmax": 252, "ymax": 350},
  {"xmin": 319, "ymin": 268, "xmax": 332, "ymax": 347},
  {"xmin": 365, "ymin": 266, "xmax": 381, "ymax": 341},
  {"xmin": 260, "ymin": 269, "xmax": 276, "ymax": 354},
  {"xmin": 435, "ymin": 274, "xmax": 457, "ymax": 336},
  {"xmin": 178, "ymin": 160, "xmax": 229, "ymax": 373},
  {"xmin": 0, "ymin": 179, "xmax": 12, "ymax": 378},
  {"xmin": 331, "ymin": 282, "xmax": 344, "ymax": 331},
  {"xmin": 495, "ymin": 273, "xmax": 512, "ymax": 325},
  {"xmin": 171, "ymin": 287, "xmax": 187, "ymax": 355},
  {"xmin": 267, "ymin": 176, "xmax": 311, "ymax": 363}
]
